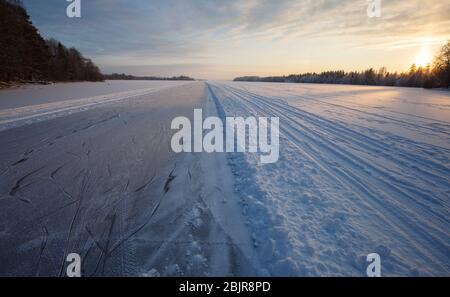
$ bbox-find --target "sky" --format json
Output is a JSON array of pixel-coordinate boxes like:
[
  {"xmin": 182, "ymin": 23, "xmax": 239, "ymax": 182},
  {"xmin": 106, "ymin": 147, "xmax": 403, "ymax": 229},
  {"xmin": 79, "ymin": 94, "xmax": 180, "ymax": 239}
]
[{"xmin": 22, "ymin": 0, "xmax": 450, "ymax": 80}]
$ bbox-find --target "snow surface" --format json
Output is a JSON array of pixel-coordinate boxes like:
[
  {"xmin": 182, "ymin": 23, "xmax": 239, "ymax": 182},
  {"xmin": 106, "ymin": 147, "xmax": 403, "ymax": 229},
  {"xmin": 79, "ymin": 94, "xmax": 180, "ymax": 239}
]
[
  {"xmin": 0, "ymin": 80, "xmax": 448, "ymax": 276},
  {"xmin": 0, "ymin": 80, "xmax": 194, "ymax": 131},
  {"xmin": 0, "ymin": 81, "xmax": 259, "ymax": 277},
  {"xmin": 207, "ymin": 81, "xmax": 450, "ymax": 276}
]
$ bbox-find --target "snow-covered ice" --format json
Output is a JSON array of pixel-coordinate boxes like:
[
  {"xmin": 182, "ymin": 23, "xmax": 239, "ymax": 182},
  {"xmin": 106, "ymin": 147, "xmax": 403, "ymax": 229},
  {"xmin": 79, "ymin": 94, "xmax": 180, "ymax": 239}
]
[
  {"xmin": 0, "ymin": 81, "xmax": 258, "ymax": 277},
  {"xmin": 207, "ymin": 81, "xmax": 450, "ymax": 276},
  {"xmin": 0, "ymin": 80, "xmax": 194, "ymax": 131},
  {"xmin": 0, "ymin": 80, "xmax": 448, "ymax": 276}
]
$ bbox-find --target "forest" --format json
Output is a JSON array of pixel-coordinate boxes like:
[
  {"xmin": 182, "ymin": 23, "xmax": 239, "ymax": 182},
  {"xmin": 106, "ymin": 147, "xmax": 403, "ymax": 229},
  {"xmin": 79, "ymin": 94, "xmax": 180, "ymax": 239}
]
[
  {"xmin": 235, "ymin": 42, "xmax": 450, "ymax": 89},
  {"xmin": 103, "ymin": 73, "xmax": 195, "ymax": 81},
  {"xmin": 0, "ymin": 0, "xmax": 103, "ymax": 84}
]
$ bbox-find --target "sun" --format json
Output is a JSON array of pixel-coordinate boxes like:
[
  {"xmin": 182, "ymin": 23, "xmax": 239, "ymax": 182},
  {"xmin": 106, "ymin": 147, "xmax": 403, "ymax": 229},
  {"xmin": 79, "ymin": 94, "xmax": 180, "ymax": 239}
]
[{"xmin": 414, "ymin": 46, "xmax": 432, "ymax": 68}]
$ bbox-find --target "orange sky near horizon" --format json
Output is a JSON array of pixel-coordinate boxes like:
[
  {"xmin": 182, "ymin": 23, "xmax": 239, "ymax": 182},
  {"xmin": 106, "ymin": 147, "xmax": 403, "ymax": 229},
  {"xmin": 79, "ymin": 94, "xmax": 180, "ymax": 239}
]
[{"xmin": 23, "ymin": 0, "xmax": 450, "ymax": 79}]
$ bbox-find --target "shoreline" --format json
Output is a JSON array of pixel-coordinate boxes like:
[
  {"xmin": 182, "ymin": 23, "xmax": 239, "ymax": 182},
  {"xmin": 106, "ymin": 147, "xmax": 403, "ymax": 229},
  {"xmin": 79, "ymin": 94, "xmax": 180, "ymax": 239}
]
[{"xmin": 0, "ymin": 79, "xmax": 200, "ymax": 90}]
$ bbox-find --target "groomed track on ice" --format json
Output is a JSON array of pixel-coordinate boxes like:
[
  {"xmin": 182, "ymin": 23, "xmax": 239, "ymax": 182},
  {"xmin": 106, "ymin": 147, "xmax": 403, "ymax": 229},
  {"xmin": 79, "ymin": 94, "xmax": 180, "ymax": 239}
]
[
  {"xmin": 0, "ymin": 80, "xmax": 448, "ymax": 276},
  {"xmin": 208, "ymin": 81, "xmax": 450, "ymax": 276}
]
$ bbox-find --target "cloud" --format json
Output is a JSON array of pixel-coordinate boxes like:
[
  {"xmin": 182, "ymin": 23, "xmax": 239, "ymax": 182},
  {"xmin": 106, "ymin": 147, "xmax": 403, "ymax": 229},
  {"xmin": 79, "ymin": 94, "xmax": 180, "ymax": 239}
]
[{"xmin": 21, "ymin": 0, "xmax": 450, "ymax": 78}]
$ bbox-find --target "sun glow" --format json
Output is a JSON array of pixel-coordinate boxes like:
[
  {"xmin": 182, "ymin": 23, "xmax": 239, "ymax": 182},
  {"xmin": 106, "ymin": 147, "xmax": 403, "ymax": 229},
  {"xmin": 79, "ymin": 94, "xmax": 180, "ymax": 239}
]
[{"xmin": 414, "ymin": 45, "xmax": 432, "ymax": 68}]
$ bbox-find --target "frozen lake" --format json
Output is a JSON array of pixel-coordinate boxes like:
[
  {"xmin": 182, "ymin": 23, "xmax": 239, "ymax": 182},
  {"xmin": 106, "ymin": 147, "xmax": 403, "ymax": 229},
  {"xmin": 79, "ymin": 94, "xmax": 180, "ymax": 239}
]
[
  {"xmin": 208, "ymin": 81, "xmax": 450, "ymax": 276},
  {"xmin": 0, "ymin": 80, "xmax": 192, "ymax": 110},
  {"xmin": 0, "ymin": 80, "xmax": 449, "ymax": 276}
]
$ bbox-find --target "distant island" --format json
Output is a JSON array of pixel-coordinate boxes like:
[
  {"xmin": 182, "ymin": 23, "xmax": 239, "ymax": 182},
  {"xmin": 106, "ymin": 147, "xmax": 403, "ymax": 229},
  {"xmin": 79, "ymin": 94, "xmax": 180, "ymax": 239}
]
[
  {"xmin": 104, "ymin": 73, "xmax": 195, "ymax": 81},
  {"xmin": 235, "ymin": 42, "xmax": 450, "ymax": 90},
  {"xmin": 0, "ymin": 0, "xmax": 103, "ymax": 88}
]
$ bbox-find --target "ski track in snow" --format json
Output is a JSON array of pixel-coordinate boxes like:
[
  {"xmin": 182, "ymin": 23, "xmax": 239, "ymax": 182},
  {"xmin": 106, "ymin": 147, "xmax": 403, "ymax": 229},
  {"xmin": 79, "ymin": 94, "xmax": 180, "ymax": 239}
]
[
  {"xmin": 207, "ymin": 81, "xmax": 450, "ymax": 276},
  {"xmin": 0, "ymin": 80, "xmax": 449, "ymax": 276},
  {"xmin": 0, "ymin": 81, "xmax": 194, "ymax": 132}
]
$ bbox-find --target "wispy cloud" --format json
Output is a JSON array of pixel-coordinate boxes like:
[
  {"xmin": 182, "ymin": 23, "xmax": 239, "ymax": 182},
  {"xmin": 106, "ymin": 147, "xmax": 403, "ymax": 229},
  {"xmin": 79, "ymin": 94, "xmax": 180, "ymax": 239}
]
[{"xmin": 22, "ymin": 0, "xmax": 450, "ymax": 79}]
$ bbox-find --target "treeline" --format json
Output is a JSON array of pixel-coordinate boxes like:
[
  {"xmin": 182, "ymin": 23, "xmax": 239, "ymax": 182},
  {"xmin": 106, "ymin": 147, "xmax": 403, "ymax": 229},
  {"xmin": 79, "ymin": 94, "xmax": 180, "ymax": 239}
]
[
  {"xmin": 0, "ymin": 0, "xmax": 103, "ymax": 83},
  {"xmin": 45, "ymin": 39, "xmax": 103, "ymax": 82},
  {"xmin": 104, "ymin": 73, "xmax": 195, "ymax": 81},
  {"xmin": 235, "ymin": 42, "xmax": 450, "ymax": 89}
]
